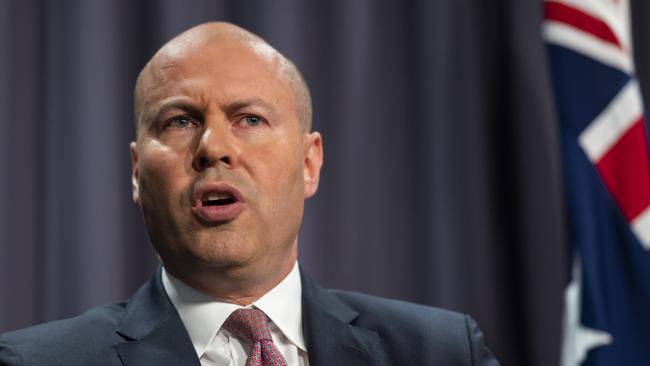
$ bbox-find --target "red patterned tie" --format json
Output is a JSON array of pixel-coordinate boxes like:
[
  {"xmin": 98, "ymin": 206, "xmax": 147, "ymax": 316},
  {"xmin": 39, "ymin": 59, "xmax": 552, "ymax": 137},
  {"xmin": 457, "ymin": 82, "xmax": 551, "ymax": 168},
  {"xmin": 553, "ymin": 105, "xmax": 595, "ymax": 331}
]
[{"xmin": 222, "ymin": 308, "xmax": 288, "ymax": 366}]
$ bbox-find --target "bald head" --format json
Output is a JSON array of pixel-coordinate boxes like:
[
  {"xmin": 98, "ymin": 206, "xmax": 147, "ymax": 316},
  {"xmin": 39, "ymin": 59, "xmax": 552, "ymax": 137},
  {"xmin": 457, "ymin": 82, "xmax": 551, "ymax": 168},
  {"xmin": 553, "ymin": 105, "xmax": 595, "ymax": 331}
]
[{"xmin": 133, "ymin": 22, "xmax": 312, "ymax": 134}]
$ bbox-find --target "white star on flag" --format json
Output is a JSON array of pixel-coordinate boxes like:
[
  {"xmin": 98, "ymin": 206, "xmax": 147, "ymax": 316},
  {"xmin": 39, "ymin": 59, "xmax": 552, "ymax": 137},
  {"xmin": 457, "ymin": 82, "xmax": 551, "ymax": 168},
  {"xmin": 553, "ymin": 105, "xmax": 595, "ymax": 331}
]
[{"xmin": 560, "ymin": 257, "xmax": 613, "ymax": 366}]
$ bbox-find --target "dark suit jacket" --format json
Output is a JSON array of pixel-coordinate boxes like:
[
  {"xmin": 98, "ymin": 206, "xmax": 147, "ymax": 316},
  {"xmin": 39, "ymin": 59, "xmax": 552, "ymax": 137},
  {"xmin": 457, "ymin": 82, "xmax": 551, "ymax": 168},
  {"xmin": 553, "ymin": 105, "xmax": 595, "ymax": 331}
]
[{"xmin": 0, "ymin": 267, "xmax": 500, "ymax": 365}]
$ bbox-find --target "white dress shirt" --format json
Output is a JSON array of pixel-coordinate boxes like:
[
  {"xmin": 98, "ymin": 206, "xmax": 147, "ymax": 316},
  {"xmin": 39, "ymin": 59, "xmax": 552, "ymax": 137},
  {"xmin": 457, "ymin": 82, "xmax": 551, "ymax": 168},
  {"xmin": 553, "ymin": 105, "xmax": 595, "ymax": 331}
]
[{"xmin": 161, "ymin": 262, "xmax": 309, "ymax": 366}]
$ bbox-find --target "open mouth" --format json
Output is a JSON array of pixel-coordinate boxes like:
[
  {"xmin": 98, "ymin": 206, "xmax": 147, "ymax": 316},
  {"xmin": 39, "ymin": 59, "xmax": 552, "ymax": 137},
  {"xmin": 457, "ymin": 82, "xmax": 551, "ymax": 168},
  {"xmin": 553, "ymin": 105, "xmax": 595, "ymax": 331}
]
[
  {"xmin": 192, "ymin": 183, "xmax": 245, "ymax": 223},
  {"xmin": 201, "ymin": 192, "xmax": 237, "ymax": 206}
]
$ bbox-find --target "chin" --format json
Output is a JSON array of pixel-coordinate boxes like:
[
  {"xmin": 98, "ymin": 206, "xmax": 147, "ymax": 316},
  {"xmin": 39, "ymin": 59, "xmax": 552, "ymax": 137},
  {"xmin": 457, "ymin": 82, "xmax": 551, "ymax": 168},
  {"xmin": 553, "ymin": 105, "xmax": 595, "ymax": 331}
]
[{"xmin": 186, "ymin": 234, "xmax": 254, "ymax": 268}]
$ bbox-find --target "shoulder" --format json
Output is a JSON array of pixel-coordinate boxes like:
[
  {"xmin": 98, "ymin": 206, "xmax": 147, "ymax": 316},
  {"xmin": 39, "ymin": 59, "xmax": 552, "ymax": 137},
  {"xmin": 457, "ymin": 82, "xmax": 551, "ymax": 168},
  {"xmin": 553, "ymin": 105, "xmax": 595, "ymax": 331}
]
[
  {"xmin": 328, "ymin": 290, "xmax": 499, "ymax": 365},
  {"xmin": 331, "ymin": 289, "xmax": 468, "ymax": 337},
  {"xmin": 0, "ymin": 302, "xmax": 126, "ymax": 365},
  {"xmin": 332, "ymin": 289, "xmax": 464, "ymax": 322}
]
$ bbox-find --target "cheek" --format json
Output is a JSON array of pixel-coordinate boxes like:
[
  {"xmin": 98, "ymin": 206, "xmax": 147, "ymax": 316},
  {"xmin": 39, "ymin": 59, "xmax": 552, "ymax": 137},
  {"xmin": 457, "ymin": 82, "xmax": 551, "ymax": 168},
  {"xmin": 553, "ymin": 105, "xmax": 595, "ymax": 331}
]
[
  {"xmin": 259, "ymin": 145, "xmax": 306, "ymax": 209},
  {"xmin": 137, "ymin": 142, "xmax": 192, "ymax": 202},
  {"xmin": 254, "ymin": 136, "xmax": 303, "ymax": 177}
]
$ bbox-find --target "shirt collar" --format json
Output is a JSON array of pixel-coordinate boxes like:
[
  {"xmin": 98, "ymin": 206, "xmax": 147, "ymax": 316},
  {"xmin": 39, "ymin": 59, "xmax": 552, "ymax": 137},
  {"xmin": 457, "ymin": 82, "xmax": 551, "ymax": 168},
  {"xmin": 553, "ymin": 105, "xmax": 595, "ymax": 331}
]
[
  {"xmin": 253, "ymin": 262, "xmax": 305, "ymax": 352},
  {"xmin": 161, "ymin": 262, "xmax": 305, "ymax": 357}
]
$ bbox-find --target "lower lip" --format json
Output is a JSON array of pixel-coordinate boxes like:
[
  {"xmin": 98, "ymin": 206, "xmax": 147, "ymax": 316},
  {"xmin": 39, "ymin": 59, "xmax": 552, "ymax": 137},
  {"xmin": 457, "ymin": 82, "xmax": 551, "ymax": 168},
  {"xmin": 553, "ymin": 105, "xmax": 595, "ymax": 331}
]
[{"xmin": 192, "ymin": 201, "xmax": 244, "ymax": 223}]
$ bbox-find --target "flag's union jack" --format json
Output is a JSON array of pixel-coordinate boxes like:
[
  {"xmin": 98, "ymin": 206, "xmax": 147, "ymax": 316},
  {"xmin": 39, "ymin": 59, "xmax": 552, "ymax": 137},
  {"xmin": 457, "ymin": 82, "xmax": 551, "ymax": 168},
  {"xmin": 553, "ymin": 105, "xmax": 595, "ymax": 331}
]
[{"xmin": 544, "ymin": 0, "xmax": 650, "ymax": 364}]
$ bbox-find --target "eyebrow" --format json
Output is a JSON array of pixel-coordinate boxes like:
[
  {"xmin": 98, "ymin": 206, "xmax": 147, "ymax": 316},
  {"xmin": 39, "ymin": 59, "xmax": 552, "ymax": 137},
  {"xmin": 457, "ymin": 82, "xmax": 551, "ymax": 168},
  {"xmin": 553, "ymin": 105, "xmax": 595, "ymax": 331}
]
[
  {"xmin": 141, "ymin": 99, "xmax": 203, "ymax": 127},
  {"xmin": 222, "ymin": 97, "xmax": 278, "ymax": 117},
  {"xmin": 142, "ymin": 97, "xmax": 279, "ymax": 127}
]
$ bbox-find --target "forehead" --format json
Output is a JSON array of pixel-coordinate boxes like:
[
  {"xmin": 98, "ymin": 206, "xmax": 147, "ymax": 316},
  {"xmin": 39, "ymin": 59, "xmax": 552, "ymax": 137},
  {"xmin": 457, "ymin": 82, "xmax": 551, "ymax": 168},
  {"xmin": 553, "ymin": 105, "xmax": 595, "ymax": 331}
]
[{"xmin": 140, "ymin": 39, "xmax": 296, "ymax": 115}]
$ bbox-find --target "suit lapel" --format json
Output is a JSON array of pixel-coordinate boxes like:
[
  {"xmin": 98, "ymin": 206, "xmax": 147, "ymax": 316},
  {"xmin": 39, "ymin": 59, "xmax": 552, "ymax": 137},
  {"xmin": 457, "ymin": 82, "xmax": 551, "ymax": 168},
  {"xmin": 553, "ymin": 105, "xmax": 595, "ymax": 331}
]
[
  {"xmin": 301, "ymin": 268, "xmax": 379, "ymax": 366},
  {"xmin": 112, "ymin": 266, "xmax": 379, "ymax": 366},
  {"xmin": 113, "ymin": 267, "xmax": 200, "ymax": 366}
]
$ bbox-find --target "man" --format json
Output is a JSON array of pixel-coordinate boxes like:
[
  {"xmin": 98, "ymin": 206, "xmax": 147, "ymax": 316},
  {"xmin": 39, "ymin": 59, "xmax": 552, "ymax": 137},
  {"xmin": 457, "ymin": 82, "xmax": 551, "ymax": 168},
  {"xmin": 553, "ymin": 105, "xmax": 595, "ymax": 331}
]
[{"xmin": 0, "ymin": 22, "xmax": 500, "ymax": 365}]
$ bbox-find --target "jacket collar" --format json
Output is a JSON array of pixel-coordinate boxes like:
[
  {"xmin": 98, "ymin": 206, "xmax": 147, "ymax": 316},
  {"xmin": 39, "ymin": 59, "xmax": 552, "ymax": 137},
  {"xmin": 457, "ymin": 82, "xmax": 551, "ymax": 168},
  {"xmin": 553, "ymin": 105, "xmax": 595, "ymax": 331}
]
[
  {"xmin": 112, "ymin": 266, "xmax": 379, "ymax": 366},
  {"xmin": 300, "ymin": 267, "xmax": 380, "ymax": 366},
  {"xmin": 114, "ymin": 267, "xmax": 200, "ymax": 366}
]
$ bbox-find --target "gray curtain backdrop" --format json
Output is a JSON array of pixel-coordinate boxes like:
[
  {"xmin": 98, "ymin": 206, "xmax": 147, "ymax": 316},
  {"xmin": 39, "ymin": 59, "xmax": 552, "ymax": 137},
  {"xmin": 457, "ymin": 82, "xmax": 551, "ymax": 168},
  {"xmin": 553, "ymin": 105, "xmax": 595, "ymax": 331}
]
[{"xmin": 3, "ymin": 1, "xmax": 649, "ymax": 365}]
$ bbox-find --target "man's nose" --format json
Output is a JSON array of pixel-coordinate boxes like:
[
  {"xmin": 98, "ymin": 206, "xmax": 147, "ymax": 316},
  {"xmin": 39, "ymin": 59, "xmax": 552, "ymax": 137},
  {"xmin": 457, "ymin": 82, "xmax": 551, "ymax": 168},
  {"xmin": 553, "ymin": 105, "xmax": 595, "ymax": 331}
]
[{"xmin": 192, "ymin": 119, "xmax": 235, "ymax": 171}]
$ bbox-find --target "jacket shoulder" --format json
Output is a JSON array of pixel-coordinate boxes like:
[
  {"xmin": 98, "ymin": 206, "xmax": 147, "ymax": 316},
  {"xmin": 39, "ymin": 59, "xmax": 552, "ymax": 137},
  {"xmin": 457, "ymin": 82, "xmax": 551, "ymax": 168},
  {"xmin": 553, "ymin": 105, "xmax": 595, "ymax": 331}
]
[
  {"xmin": 0, "ymin": 302, "xmax": 127, "ymax": 365},
  {"xmin": 331, "ymin": 289, "xmax": 467, "ymax": 335},
  {"xmin": 329, "ymin": 290, "xmax": 499, "ymax": 365}
]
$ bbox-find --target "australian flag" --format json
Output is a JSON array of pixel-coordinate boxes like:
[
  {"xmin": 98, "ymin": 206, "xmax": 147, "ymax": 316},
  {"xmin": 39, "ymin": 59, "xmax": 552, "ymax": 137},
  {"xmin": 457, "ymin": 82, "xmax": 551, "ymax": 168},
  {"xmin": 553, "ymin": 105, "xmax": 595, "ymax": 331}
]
[{"xmin": 544, "ymin": 0, "xmax": 650, "ymax": 364}]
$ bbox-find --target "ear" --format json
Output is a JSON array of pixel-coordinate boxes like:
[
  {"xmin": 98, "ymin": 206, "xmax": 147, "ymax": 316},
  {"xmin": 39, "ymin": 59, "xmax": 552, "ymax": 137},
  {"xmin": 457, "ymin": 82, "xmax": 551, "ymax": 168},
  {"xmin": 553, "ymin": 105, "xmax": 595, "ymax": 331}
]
[
  {"xmin": 130, "ymin": 141, "xmax": 140, "ymax": 204},
  {"xmin": 303, "ymin": 132, "xmax": 323, "ymax": 198}
]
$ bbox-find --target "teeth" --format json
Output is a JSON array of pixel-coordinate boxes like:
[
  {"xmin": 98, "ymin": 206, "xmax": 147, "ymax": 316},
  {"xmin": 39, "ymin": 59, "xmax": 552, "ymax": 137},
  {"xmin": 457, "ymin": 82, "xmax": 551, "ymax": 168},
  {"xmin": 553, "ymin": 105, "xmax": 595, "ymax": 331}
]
[{"xmin": 204, "ymin": 192, "xmax": 232, "ymax": 201}]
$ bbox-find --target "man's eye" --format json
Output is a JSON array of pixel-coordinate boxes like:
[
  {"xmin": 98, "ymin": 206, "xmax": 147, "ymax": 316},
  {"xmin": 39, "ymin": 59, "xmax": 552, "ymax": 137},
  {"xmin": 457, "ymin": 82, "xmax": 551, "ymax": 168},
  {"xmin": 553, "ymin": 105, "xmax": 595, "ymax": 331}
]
[
  {"xmin": 166, "ymin": 117, "xmax": 194, "ymax": 128},
  {"xmin": 241, "ymin": 115, "xmax": 264, "ymax": 127}
]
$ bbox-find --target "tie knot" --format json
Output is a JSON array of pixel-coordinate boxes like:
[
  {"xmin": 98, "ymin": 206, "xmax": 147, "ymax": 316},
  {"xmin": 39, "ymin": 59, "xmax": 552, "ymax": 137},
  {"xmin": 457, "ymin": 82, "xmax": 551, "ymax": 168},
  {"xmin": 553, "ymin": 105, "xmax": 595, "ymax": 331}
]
[{"xmin": 223, "ymin": 308, "xmax": 272, "ymax": 343}]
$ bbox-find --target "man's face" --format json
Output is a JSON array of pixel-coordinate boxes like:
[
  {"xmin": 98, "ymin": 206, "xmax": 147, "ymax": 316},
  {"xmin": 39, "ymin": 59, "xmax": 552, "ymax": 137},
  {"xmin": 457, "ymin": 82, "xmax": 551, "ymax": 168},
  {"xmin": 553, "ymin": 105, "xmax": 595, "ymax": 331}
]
[{"xmin": 130, "ymin": 38, "xmax": 322, "ymax": 281}]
